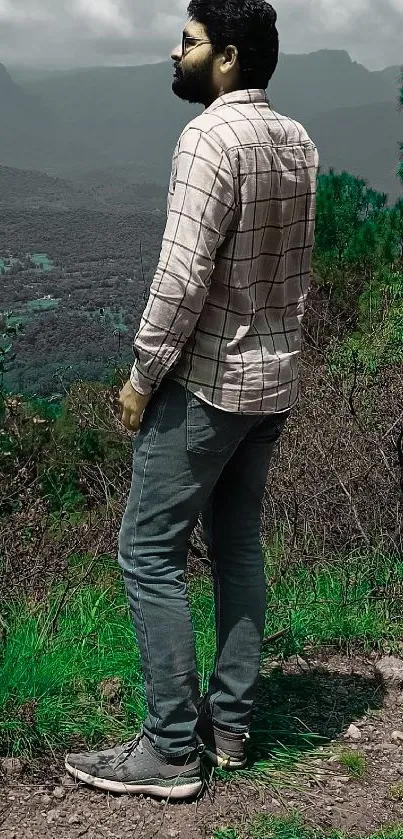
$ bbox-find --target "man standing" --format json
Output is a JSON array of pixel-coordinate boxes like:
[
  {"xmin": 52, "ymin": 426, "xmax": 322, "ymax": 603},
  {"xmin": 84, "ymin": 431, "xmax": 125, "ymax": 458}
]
[{"xmin": 66, "ymin": 0, "xmax": 318, "ymax": 800}]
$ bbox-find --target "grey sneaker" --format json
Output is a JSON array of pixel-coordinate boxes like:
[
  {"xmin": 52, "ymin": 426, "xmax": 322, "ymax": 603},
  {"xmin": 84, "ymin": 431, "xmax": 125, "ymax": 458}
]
[
  {"xmin": 196, "ymin": 699, "xmax": 250, "ymax": 770},
  {"xmin": 65, "ymin": 733, "xmax": 202, "ymax": 800}
]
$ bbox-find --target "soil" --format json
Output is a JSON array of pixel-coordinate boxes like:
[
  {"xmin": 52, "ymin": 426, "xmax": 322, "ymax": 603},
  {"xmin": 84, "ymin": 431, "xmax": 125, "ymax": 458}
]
[{"xmin": 2, "ymin": 648, "xmax": 403, "ymax": 839}]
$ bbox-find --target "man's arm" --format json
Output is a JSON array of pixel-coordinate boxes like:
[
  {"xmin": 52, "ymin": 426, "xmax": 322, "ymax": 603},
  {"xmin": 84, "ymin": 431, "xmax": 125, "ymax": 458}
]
[{"xmin": 129, "ymin": 127, "xmax": 236, "ymax": 395}]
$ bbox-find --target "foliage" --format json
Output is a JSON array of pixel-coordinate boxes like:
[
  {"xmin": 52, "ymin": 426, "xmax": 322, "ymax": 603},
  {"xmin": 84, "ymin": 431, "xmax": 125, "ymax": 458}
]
[
  {"xmin": 37, "ymin": 382, "xmax": 129, "ymax": 511},
  {"xmin": 3, "ymin": 546, "xmax": 403, "ymax": 757},
  {"xmin": 338, "ymin": 749, "xmax": 367, "ymax": 777},
  {"xmin": 0, "ymin": 311, "xmax": 24, "ymax": 423},
  {"xmin": 0, "ymin": 378, "xmax": 129, "ymax": 519},
  {"xmin": 214, "ymin": 814, "xmax": 403, "ymax": 839},
  {"xmin": 315, "ymin": 172, "xmax": 401, "ymax": 286},
  {"xmin": 314, "ymin": 170, "xmax": 403, "ymax": 377}
]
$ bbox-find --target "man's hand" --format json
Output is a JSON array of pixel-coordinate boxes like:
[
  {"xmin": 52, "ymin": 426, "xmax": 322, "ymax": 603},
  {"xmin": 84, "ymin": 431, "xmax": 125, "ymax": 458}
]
[{"xmin": 119, "ymin": 380, "xmax": 152, "ymax": 432}]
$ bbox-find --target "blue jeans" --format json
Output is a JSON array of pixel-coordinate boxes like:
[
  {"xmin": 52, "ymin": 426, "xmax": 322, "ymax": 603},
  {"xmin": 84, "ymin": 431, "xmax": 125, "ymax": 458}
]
[{"xmin": 118, "ymin": 380, "xmax": 289, "ymax": 757}]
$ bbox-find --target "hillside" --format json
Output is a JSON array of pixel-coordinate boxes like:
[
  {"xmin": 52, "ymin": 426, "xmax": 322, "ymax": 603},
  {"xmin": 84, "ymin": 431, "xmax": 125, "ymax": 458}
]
[
  {"xmin": 307, "ymin": 101, "xmax": 403, "ymax": 203},
  {"xmin": 0, "ymin": 165, "xmax": 167, "ymax": 213},
  {"xmin": 269, "ymin": 50, "xmax": 396, "ymax": 120},
  {"xmin": 372, "ymin": 65, "xmax": 402, "ymax": 94},
  {"xmin": 0, "ymin": 166, "xmax": 103, "ymax": 211},
  {"xmin": 22, "ymin": 63, "xmax": 199, "ymax": 182},
  {"xmin": 0, "ymin": 50, "xmax": 400, "ymax": 195},
  {"xmin": 0, "ymin": 63, "xmax": 93, "ymax": 170}
]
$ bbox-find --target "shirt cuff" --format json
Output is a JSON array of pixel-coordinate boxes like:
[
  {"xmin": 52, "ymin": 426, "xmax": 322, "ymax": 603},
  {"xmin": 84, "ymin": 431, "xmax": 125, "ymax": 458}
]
[{"xmin": 129, "ymin": 364, "xmax": 155, "ymax": 396}]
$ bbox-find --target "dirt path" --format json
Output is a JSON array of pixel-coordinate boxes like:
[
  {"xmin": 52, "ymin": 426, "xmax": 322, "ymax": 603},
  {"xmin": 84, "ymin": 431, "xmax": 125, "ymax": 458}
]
[{"xmin": 2, "ymin": 649, "xmax": 403, "ymax": 839}]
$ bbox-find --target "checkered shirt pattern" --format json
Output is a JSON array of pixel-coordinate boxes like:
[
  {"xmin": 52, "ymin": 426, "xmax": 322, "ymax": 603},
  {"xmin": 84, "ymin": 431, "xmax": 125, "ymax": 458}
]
[{"xmin": 130, "ymin": 88, "xmax": 319, "ymax": 414}]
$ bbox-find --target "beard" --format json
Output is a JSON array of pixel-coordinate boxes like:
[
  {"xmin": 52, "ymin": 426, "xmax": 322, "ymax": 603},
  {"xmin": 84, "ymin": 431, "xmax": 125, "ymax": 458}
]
[{"xmin": 172, "ymin": 55, "xmax": 215, "ymax": 107}]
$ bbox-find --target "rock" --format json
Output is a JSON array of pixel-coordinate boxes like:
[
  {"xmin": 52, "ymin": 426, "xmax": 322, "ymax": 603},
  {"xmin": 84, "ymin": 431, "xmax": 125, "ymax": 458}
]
[
  {"xmin": 46, "ymin": 808, "xmax": 60, "ymax": 824},
  {"xmin": 392, "ymin": 731, "xmax": 403, "ymax": 743},
  {"xmin": 375, "ymin": 656, "xmax": 403, "ymax": 687},
  {"xmin": 344, "ymin": 724, "xmax": 362, "ymax": 741},
  {"xmin": 339, "ymin": 776, "xmax": 350, "ymax": 784},
  {"xmin": 67, "ymin": 815, "xmax": 81, "ymax": 825},
  {"xmin": 328, "ymin": 776, "xmax": 343, "ymax": 788},
  {"xmin": 52, "ymin": 786, "xmax": 66, "ymax": 800},
  {"xmin": 373, "ymin": 743, "xmax": 399, "ymax": 753},
  {"xmin": 42, "ymin": 795, "xmax": 52, "ymax": 805},
  {"xmin": 60, "ymin": 772, "xmax": 76, "ymax": 787},
  {"xmin": 296, "ymin": 655, "xmax": 310, "ymax": 671},
  {"xmin": 0, "ymin": 758, "xmax": 23, "ymax": 778}
]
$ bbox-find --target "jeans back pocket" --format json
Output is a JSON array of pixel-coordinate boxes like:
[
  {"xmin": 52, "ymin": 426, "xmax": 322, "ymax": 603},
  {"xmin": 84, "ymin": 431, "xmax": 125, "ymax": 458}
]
[{"xmin": 186, "ymin": 390, "xmax": 252, "ymax": 456}]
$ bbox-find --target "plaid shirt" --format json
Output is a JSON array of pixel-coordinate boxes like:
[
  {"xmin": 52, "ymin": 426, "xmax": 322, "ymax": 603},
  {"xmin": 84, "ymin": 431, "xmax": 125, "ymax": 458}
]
[{"xmin": 130, "ymin": 88, "xmax": 319, "ymax": 414}]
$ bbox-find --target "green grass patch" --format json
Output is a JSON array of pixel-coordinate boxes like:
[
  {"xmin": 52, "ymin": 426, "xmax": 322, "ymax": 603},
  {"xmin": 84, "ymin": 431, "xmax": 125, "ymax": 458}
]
[
  {"xmin": 214, "ymin": 814, "xmax": 403, "ymax": 839},
  {"xmin": 263, "ymin": 544, "xmax": 403, "ymax": 654},
  {"xmin": 388, "ymin": 783, "xmax": 403, "ymax": 802},
  {"xmin": 25, "ymin": 298, "xmax": 59, "ymax": 312},
  {"xmin": 0, "ymin": 562, "xmax": 217, "ymax": 758},
  {"xmin": 0, "ymin": 545, "xmax": 402, "ymax": 771},
  {"xmin": 31, "ymin": 253, "xmax": 54, "ymax": 272},
  {"xmin": 338, "ymin": 749, "xmax": 367, "ymax": 778}
]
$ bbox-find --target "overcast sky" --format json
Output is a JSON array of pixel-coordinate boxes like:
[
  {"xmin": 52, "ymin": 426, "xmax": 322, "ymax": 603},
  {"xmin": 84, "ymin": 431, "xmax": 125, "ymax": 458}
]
[{"xmin": 0, "ymin": 0, "xmax": 402, "ymax": 72}]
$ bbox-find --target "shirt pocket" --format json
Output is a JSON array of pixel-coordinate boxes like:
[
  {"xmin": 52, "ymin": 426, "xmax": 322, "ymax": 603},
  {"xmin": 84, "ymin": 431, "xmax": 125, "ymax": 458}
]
[{"xmin": 186, "ymin": 390, "xmax": 247, "ymax": 456}]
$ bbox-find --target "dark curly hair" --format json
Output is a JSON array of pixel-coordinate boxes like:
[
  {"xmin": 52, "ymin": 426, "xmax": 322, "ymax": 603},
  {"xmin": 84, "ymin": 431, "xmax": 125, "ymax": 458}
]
[{"xmin": 186, "ymin": 0, "xmax": 279, "ymax": 89}]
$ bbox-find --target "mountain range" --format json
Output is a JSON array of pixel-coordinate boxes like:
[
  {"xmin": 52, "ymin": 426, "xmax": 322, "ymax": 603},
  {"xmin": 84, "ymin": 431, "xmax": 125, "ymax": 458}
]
[{"xmin": 0, "ymin": 50, "xmax": 402, "ymax": 202}]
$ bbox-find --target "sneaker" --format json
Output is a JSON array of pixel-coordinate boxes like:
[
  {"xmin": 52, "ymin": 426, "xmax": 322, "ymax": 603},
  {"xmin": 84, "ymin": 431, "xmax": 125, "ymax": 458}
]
[
  {"xmin": 196, "ymin": 698, "xmax": 250, "ymax": 769},
  {"xmin": 65, "ymin": 732, "xmax": 202, "ymax": 800}
]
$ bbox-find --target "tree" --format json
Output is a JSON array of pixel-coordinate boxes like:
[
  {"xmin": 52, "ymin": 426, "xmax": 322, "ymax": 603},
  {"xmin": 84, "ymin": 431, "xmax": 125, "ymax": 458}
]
[
  {"xmin": 0, "ymin": 312, "xmax": 23, "ymax": 424},
  {"xmin": 315, "ymin": 171, "xmax": 392, "ymax": 277}
]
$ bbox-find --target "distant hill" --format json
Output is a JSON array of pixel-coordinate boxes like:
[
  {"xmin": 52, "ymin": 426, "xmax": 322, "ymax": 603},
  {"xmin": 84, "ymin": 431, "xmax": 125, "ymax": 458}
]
[
  {"xmin": 269, "ymin": 50, "xmax": 397, "ymax": 121},
  {"xmin": 0, "ymin": 164, "xmax": 169, "ymax": 214},
  {"xmin": 22, "ymin": 62, "xmax": 199, "ymax": 182},
  {"xmin": 0, "ymin": 51, "xmax": 401, "ymax": 199},
  {"xmin": 0, "ymin": 63, "xmax": 95, "ymax": 170},
  {"xmin": 0, "ymin": 165, "xmax": 102, "ymax": 210},
  {"xmin": 372, "ymin": 66, "xmax": 402, "ymax": 95},
  {"xmin": 307, "ymin": 101, "xmax": 403, "ymax": 203},
  {"xmin": 0, "ymin": 64, "xmax": 52, "ymax": 166}
]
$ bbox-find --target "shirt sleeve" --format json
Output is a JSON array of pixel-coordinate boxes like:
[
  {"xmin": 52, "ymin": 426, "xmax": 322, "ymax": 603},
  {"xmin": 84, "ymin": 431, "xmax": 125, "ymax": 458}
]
[{"xmin": 130, "ymin": 127, "xmax": 236, "ymax": 394}]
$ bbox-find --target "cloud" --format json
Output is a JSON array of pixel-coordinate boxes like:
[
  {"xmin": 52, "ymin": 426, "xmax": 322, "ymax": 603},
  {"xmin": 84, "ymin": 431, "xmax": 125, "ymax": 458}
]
[{"xmin": 0, "ymin": 0, "xmax": 402, "ymax": 70}]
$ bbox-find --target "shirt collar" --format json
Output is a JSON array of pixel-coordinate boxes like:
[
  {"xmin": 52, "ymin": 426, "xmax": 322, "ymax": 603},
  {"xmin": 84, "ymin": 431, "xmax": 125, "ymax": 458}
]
[{"xmin": 205, "ymin": 88, "xmax": 269, "ymax": 113}]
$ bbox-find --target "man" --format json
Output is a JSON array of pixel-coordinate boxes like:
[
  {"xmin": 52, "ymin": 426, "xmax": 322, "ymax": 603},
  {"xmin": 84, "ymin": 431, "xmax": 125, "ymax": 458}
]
[{"xmin": 65, "ymin": 0, "xmax": 318, "ymax": 800}]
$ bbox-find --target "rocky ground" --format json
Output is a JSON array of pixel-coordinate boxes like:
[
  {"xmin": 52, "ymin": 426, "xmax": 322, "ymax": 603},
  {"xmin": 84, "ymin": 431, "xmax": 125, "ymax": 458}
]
[{"xmin": 2, "ymin": 649, "xmax": 403, "ymax": 839}]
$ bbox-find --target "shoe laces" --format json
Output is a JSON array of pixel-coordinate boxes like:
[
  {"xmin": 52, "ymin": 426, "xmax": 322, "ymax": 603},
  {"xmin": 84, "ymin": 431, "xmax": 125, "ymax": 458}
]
[{"xmin": 111, "ymin": 732, "xmax": 144, "ymax": 770}]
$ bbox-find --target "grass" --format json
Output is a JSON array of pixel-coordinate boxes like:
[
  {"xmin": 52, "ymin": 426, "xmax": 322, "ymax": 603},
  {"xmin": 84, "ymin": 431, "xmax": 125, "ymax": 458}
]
[
  {"xmin": 0, "ymin": 557, "xmax": 216, "ymax": 758},
  {"xmin": 388, "ymin": 784, "xmax": 403, "ymax": 802},
  {"xmin": 1, "ymin": 544, "xmax": 403, "ymax": 769},
  {"xmin": 263, "ymin": 543, "xmax": 403, "ymax": 653},
  {"xmin": 213, "ymin": 815, "xmax": 403, "ymax": 839},
  {"xmin": 338, "ymin": 749, "xmax": 367, "ymax": 778}
]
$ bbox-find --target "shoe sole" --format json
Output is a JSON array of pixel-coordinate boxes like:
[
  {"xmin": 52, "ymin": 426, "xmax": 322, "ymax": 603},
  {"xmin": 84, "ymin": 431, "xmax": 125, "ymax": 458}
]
[
  {"xmin": 64, "ymin": 758, "xmax": 202, "ymax": 799},
  {"xmin": 202, "ymin": 747, "xmax": 247, "ymax": 770}
]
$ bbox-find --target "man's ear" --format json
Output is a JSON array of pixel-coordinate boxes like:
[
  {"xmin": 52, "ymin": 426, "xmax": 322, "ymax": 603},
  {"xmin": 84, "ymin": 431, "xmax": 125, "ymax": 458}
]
[{"xmin": 222, "ymin": 44, "xmax": 238, "ymax": 73}]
